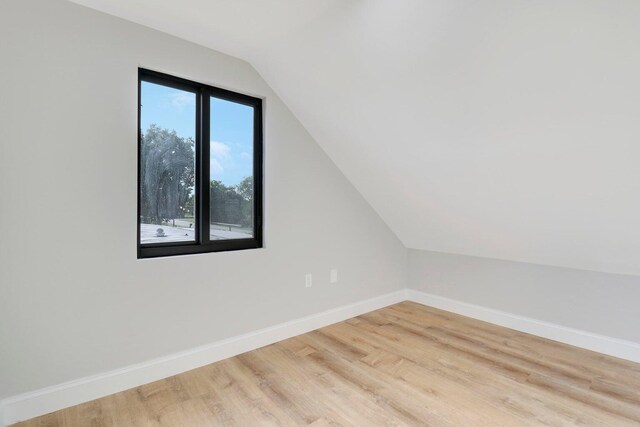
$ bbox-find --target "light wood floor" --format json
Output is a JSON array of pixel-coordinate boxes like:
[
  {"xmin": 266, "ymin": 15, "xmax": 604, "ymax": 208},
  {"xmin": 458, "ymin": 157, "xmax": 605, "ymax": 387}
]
[{"xmin": 16, "ymin": 302, "xmax": 640, "ymax": 426}]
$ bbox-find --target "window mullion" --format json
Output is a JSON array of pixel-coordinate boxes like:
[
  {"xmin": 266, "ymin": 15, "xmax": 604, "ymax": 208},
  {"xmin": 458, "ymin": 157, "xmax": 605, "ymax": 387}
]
[{"xmin": 199, "ymin": 90, "xmax": 211, "ymax": 245}]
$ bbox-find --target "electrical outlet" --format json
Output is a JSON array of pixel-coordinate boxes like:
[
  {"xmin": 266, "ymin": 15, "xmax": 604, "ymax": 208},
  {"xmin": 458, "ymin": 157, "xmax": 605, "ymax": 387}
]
[
  {"xmin": 330, "ymin": 269, "xmax": 338, "ymax": 284},
  {"xmin": 305, "ymin": 273, "xmax": 313, "ymax": 288}
]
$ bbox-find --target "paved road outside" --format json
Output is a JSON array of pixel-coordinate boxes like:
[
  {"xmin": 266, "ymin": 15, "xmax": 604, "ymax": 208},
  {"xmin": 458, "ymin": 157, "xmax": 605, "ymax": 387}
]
[{"xmin": 140, "ymin": 223, "xmax": 251, "ymax": 244}]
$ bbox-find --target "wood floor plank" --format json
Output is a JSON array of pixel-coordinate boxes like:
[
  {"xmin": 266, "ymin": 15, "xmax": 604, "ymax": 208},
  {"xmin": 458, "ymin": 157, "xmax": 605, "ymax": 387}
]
[{"xmin": 14, "ymin": 302, "xmax": 640, "ymax": 426}]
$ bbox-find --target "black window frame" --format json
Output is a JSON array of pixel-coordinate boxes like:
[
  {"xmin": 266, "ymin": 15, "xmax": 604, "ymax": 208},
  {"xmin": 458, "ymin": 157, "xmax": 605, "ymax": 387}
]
[{"xmin": 137, "ymin": 68, "xmax": 263, "ymax": 259}]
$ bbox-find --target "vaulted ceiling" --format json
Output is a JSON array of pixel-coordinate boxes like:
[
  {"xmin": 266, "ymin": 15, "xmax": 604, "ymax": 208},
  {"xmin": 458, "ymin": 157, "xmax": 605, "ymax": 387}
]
[{"xmin": 70, "ymin": 0, "xmax": 640, "ymax": 275}]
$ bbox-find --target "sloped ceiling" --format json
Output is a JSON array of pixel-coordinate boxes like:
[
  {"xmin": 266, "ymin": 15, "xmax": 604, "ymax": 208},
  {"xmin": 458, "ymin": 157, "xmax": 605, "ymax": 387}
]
[{"xmin": 69, "ymin": 0, "xmax": 640, "ymax": 275}]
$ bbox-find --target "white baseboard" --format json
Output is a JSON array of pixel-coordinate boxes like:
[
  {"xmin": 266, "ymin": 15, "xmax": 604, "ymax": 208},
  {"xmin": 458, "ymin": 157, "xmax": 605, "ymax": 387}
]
[
  {"xmin": 0, "ymin": 290, "xmax": 407, "ymax": 426},
  {"xmin": 3, "ymin": 288, "xmax": 639, "ymax": 426},
  {"xmin": 405, "ymin": 289, "xmax": 640, "ymax": 364}
]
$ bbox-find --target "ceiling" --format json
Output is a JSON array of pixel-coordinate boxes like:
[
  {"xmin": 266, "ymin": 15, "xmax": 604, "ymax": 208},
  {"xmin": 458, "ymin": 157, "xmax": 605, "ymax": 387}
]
[{"xmin": 69, "ymin": 0, "xmax": 640, "ymax": 275}]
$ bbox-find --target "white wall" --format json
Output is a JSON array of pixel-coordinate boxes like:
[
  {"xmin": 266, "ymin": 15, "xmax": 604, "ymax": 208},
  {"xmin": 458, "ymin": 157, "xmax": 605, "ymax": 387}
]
[
  {"xmin": 409, "ymin": 249, "xmax": 640, "ymax": 344},
  {"xmin": 0, "ymin": 0, "xmax": 407, "ymax": 400}
]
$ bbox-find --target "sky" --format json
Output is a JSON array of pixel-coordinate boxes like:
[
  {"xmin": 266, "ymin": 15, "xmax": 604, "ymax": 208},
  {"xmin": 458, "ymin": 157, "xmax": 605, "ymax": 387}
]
[{"xmin": 141, "ymin": 81, "xmax": 254, "ymax": 186}]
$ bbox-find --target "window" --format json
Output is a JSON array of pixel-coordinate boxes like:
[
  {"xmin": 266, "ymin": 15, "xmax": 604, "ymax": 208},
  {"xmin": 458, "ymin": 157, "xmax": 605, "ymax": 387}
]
[{"xmin": 138, "ymin": 69, "xmax": 263, "ymax": 258}]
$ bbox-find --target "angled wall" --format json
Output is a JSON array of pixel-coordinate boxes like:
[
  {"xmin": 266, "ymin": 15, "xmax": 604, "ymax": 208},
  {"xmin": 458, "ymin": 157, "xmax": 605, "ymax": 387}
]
[{"xmin": 245, "ymin": 0, "xmax": 640, "ymax": 277}]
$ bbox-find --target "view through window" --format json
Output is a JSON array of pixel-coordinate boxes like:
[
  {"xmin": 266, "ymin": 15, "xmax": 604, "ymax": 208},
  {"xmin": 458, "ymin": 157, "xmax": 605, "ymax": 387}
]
[
  {"xmin": 209, "ymin": 97, "xmax": 254, "ymax": 240},
  {"xmin": 140, "ymin": 81, "xmax": 196, "ymax": 244}
]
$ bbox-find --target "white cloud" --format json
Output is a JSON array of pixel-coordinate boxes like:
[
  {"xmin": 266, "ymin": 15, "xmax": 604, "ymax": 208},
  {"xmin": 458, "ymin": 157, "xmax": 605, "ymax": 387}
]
[
  {"xmin": 169, "ymin": 92, "xmax": 195, "ymax": 110},
  {"xmin": 240, "ymin": 151, "xmax": 251, "ymax": 160},
  {"xmin": 211, "ymin": 158, "xmax": 224, "ymax": 174},
  {"xmin": 211, "ymin": 141, "xmax": 231, "ymax": 159}
]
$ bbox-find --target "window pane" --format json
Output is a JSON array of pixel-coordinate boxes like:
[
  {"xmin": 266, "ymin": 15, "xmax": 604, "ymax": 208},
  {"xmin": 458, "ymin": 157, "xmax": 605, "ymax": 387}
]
[
  {"xmin": 139, "ymin": 81, "xmax": 196, "ymax": 244},
  {"xmin": 210, "ymin": 97, "xmax": 254, "ymax": 240}
]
